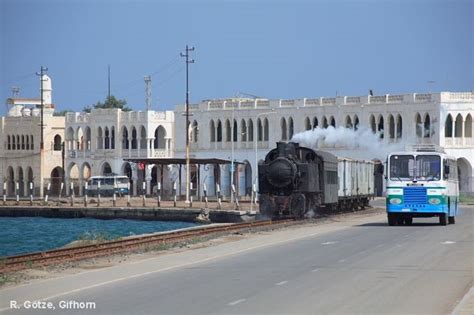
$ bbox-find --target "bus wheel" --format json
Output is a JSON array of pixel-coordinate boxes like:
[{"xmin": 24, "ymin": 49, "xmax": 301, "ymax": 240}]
[
  {"xmin": 439, "ymin": 214, "xmax": 448, "ymax": 226},
  {"xmin": 448, "ymin": 216, "xmax": 455, "ymax": 224},
  {"xmin": 397, "ymin": 217, "xmax": 404, "ymax": 225},
  {"xmin": 404, "ymin": 217, "xmax": 413, "ymax": 225},
  {"xmin": 388, "ymin": 214, "xmax": 397, "ymax": 226}
]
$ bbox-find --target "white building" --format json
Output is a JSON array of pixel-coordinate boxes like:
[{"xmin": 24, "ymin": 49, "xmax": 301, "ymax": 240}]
[
  {"xmin": 0, "ymin": 75, "xmax": 65, "ymax": 197},
  {"xmin": 174, "ymin": 92, "xmax": 473, "ymax": 197},
  {"xmin": 64, "ymin": 109, "xmax": 175, "ymax": 196}
]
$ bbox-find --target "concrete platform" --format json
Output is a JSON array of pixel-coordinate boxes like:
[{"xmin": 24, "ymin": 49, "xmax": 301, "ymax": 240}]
[{"xmin": 0, "ymin": 205, "xmax": 256, "ymax": 223}]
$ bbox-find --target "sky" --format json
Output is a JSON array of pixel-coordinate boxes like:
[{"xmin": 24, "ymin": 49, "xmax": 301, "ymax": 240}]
[{"xmin": 0, "ymin": 0, "xmax": 472, "ymax": 115}]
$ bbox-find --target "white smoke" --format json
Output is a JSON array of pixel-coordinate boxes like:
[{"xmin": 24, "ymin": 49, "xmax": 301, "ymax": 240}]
[{"xmin": 291, "ymin": 126, "xmax": 405, "ymax": 160}]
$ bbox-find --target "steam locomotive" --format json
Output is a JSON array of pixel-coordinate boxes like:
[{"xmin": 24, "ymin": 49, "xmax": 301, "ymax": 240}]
[{"xmin": 258, "ymin": 142, "xmax": 375, "ymax": 218}]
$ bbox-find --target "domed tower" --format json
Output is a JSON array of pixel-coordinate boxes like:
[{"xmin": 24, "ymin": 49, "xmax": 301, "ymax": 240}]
[{"xmin": 40, "ymin": 74, "xmax": 53, "ymax": 106}]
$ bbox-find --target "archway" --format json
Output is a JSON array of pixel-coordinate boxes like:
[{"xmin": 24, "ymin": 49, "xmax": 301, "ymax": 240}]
[
  {"xmin": 50, "ymin": 167, "xmax": 64, "ymax": 196},
  {"xmin": 457, "ymin": 158, "xmax": 472, "ymax": 194},
  {"xmin": 7, "ymin": 166, "xmax": 14, "ymax": 196},
  {"xmin": 17, "ymin": 167, "xmax": 24, "ymax": 196},
  {"xmin": 101, "ymin": 162, "xmax": 112, "ymax": 175},
  {"xmin": 244, "ymin": 161, "xmax": 252, "ymax": 196}
]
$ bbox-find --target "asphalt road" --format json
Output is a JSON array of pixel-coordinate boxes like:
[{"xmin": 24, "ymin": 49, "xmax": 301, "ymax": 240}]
[{"xmin": 1, "ymin": 205, "xmax": 473, "ymax": 315}]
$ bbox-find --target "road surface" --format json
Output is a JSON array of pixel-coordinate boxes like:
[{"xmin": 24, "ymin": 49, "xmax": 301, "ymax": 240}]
[{"xmin": 1, "ymin": 205, "xmax": 473, "ymax": 314}]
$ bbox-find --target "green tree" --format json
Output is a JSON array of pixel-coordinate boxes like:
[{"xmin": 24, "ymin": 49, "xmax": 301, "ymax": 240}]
[
  {"xmin": 53, "ymin": 110, "xmax": 72, "ymax": 116},
  {"xmin": 83, "ymin": 95, "xmax": 131, "ymax": 113}
]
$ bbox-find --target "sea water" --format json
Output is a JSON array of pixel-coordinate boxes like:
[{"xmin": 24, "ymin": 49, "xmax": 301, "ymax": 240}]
[{"xmin": 0, "ymin": 217, "xmax": 198, "ymax": 257}]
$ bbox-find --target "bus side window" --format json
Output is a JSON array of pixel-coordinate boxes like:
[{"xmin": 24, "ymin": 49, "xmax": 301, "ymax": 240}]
[{"xmin": 443, "ymin": 160, "xmax": 449, "ymax": 180}]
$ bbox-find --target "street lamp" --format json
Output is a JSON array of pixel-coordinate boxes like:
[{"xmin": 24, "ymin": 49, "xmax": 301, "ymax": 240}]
[{"xmin": 254, "ymin": 110, "xmax": 276, "ymax": 187}]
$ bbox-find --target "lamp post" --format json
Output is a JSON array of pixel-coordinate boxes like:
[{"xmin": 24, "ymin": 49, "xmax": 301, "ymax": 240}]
[{"xmin": 254, "ymin": 110, "xmax": 276, "ymax": 187}]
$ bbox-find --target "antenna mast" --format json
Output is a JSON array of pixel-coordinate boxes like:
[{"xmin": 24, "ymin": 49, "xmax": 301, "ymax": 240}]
[{"xmin": 144, "ymin": 75, "xmax": 152, "ymax": 111}]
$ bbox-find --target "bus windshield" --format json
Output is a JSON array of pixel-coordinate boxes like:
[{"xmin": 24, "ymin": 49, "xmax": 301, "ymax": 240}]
[
  {"xmin": 416, "ymin": 155, "xmax": 441, "ymax": 181},
  {"xmin": 390, "ymin": 155, "xmax": 415, "ymax": 180},
  {"xmin": 390, "ymin": 154, "xmax": 441, "ymax": 181}
]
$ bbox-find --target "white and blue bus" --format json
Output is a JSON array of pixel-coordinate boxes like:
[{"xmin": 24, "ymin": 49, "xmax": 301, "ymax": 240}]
[
  {"xmin": 86, "ymin": 175, "xmax": 130, "ymax": 196},
  {"xmin": 386, "ymin": 147, "xmax": 459, "ymax": 226}
]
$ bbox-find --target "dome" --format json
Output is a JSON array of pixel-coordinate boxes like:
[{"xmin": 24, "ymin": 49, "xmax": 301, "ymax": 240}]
[{"xmin": 8, "ymin": 105, "xmax": 23, "ymax": 117}]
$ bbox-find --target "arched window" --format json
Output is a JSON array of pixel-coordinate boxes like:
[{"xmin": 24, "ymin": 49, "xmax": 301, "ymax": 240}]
[
  {"xmin": 455, "ymin": 114, "xmax": 463, "ymax": 137},
  {"xmin": 122, "ymin": 127, "xmax": 129, "ymax": 149},
  {"xmin": 26, "ymin": 135, "xmax": 30, "ymax": 150},
  {"xmin": 289, "ymin": 117, "xmax": 294, "ymax": 139},
  {"xmin": 305, "ymin": 117, "xmax": 311, "ymax": 130},
  {"xmin": 192, "ymin": 120, "xmax": 199, "ymax": 143},
  {"xmin": 154, "ymin": 126, "xmax": 166, "ymax": 149},
  {"xmin": 217, "ymin": 120, "xmax": 222, "ymax": 142},
  {"xmin": 313, "ymin": 117, "xmax": 319, "ymax": 129},
  {"xmin": 30, "ymin": 135, "xmax": 34, "ymax": 150},
  {"xmin": 248, "ymin": 119, "xmax": 254, "ymax": 141},
  {"xmin": 257, "ymin": 118, "xmax": 263, "ymax": 141},
  {"xmin": 388, "ymin": 115, "xmax": 395, "ymax": 139},
  {"xmin": 12, "ymin": 135, "xmax": 16, "ymax": 150},
  {"xmin": 445, "ymin": 114, "xmax": 453, "ymax": 137},
  {"xmin": 281, "ymin": 118, "xmax": 287, "ymax": 140},
  {"xmin": 465, "ymin": 114, "xmax": 472, "ymax": 138},
  {"xmin": 131, "ymin": 127, "xmax": 137, "ymax": 149},
  {"xmin": 330, "ymin": 116, "xmax": 335, "ymax": 128},
  {"xmin": 21, "ymin": 135, "xmax": 25, "ymax": 150},
  {"xmin": 415, "ymin": 113, "xmax": 422, "ymax": 137},
  {"xmin": 233, "ymin": 119, "xmax": 238, "ymax": 142},
  {"xmin": 104, "ymin": 127, "xmax": 110, "ymax": 149},
  {"xmin": 225, "ymin": 119, "xmax": 231, "ymax": 142},
  {"xmin": 354, "ymin": 115, "xmax": 359, "ymax": 131},
  {"xmin": 323, "ymin": 116, "xmax": 328, "ymax": 128},
  {"xmin": 264, "ymin": 118, "xmax": 269, "ymax": 141},
  {"xmin": 241, "ymin": 119, "xmax": 247, "ymax": 142},
  {"xmin": 97, "ymin": 127, "xmax": 103, "ymax": 149},
  {"xmin": 53, "ymin": 135, "xmax": 62, "ymax": 151},
  {"xmin": 140, "ymin": 126, "xmax": 147, "ymax": 149},
  {"xmin": 111, "ymin": 127, "xmax": 115, "ymax": 149},
  {"xmin": 396, "ymin": 115, "xmax": 403, "ymax": 138},
  {"xmin": 424, "ymin": 113, "xmax": 431, "ymax": 138},
  {"xmin": 7, "ymin": 135, "xmax": 11, "ymax": 150},
  {"xmin": 378, "ymin": 115, "xmax": 384, "ymax": 139},
  {"xmin": 370, "ymin": 114, "xmax": 376, "ymax": 133},
  {"xmin": 16, "ymin": 135, "xmax": 20, "ymax": 150},
  {"xmin": 210, "ymin": 120, "xmax": 216, "ymax": 142},
  {"xmin": 345, "ymin": 116, "xmax": 352, "ymax": 129}
]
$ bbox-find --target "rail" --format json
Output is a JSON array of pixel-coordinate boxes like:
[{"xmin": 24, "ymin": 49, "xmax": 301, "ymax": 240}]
[{"xmin": 0, "ymin": 219, "xmax": 295, "ymax": 273}]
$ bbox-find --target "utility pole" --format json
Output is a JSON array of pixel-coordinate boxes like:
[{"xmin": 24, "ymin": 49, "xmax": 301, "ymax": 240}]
[
  {"xmin": 180, "ymin": 45, "xmax": 195, "ymax": 203},
  {"xmin": 36, "ymin": 66, "xmax": 48, "ymax": 198},
  {"xmin": 36, "ymin": 66, "xmax": 48, "ymax": 150}
]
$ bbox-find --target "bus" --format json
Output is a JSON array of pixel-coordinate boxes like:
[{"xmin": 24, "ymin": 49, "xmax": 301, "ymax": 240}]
[
  {"xmin": 385, "ymin": 146, "xmax": 459, "ymax": 226},
  {"xmin": 86, "ymin": 175, "xmax": 130, "ymax": 196}
]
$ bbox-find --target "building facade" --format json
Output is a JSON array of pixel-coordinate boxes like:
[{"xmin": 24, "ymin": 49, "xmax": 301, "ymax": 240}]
[
  {"xmin": 174, "ymin": 92, "xmax": 474, "ymax": 197},
  {"xmin": 64, "ymin": 109, "xmax": 175, "ymax": 196},
  {"xmin": 0, "ymin": 75, "xmax": 65, "ymax": 197}
]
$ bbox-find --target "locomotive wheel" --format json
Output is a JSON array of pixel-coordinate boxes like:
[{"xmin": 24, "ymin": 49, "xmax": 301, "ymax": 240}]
[
  {"xmin": 388, "ymin": 214, "xmax": 397, "ymax": 226},
  {"xmin": 290, "ymin": 194, "xmax": 306, "ymax": 218}
]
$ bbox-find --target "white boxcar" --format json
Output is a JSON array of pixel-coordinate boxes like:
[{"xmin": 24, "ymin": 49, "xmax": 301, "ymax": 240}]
[{"xmin": 337, "ymin": 157, "xmax": 375, "ymax": 209}]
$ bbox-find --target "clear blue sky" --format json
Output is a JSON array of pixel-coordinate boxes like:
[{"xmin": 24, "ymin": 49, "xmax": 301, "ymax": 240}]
[{"xmin": 0, "ymin": 0, "xmax": 472, "ymax": 115}]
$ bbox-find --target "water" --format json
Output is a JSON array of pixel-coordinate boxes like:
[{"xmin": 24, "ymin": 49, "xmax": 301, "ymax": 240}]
[{"xmin": 0, "ymin": 217, "xmax": 198, "ymax": 257}]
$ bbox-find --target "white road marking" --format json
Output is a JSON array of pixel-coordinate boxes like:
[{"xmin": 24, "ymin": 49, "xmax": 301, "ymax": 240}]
[
  {"xmin": 228, "ymin": 299, "xmax": 246, "ymax": 306},
  {"xmin": 441, "ymin": 241, "xmax": 456, "ymax": 244},
  {"xmin": 321, "ymin": 241, "xmax": 338, "ymax": 245},
  {"xmin": 276, "ymin": 281, "xmax": 288, "ymax": 286},
  {"xmin": 311, "ymin": 268, "xmax": 320, "ymax": 272},
  {"xmin": 338, "ymin": 259, "xmax": 346, "ymax": 263}
]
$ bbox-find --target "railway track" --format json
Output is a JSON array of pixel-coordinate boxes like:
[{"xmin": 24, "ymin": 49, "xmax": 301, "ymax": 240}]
[{"xmin": 0, "ymin": 219, "xmax": 295, "ymax": 273}]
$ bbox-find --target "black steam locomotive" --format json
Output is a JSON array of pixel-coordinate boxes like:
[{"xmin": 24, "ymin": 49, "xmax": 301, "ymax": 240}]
[{"xmin": 258, "ymin": 142, "xmax": 375, "ymax": 218}]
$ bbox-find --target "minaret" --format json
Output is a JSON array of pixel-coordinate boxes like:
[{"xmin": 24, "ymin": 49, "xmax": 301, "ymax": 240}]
[{"xmin": 40, "ymin": 74, "xmax": 52, "ymax": 106}]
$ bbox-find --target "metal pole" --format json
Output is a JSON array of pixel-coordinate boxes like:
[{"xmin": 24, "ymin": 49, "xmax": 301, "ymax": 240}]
[{"xmin": 181, "ymin": 45, "xmax": 194, "ymax": 204}]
